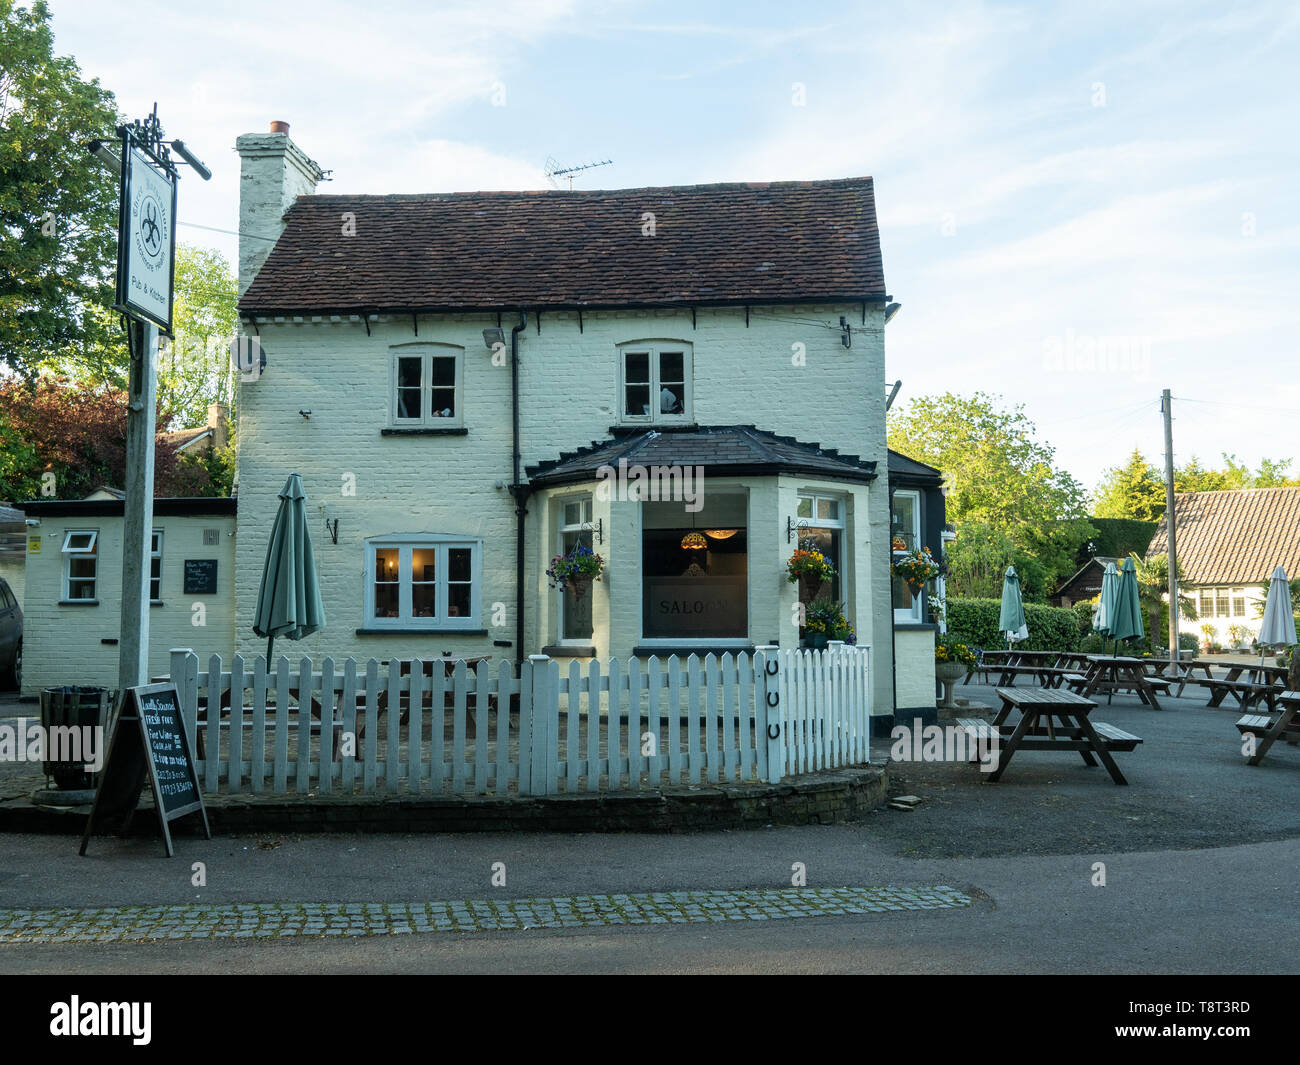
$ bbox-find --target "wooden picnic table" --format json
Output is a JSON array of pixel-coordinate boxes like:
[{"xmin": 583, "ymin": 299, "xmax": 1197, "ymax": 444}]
[
  {"xmin": 1220, "ymin": 662, "xmax": 1289, "ymax": 685},
  {"xmin": 1068, "ymin": 655, "xmax": 1170, "ymax": 710},
  {"xmin": 1139, "ymin": 657, "xmax": 1215, "ymax": 696},
  {"xmin": 957, "ymin": 687, "xmax": 1142, "ymax": 785},
  {"xmin": 1188, "ymin": 675, "xmax": 1286, "ymax": 712},
  {"xmin": 1236, "ymin": 692, "xmax": 1300, "ymax": 766},
  {"xmin": 371, "ymin": 655, "xmax": 496, "ymax": 735}
]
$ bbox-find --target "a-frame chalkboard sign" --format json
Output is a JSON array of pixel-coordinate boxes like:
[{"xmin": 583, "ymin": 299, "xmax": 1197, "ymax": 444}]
[{"xmin": 79, "ymin": 683, "xmax": 211, "ymax": 857}]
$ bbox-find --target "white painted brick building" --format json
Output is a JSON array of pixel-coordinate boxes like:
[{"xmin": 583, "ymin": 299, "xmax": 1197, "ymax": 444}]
[{"xmin": 232, "ymin": 123, "xmax": 936, "ymax": 729}]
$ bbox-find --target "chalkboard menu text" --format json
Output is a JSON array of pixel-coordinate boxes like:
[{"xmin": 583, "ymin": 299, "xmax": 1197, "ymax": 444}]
[
  {"xmin": 79, "ymin": 683, "xmax": 210, "ymax": 857},
  {"xmin": 183, "ymin": 558, "xmax": 218, "ymax": 595}
]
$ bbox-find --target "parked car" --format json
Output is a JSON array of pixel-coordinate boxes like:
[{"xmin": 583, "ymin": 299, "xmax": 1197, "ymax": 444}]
[{"xmin": 0, "ymin": 577, "xmax": 21, "ymax": 690}]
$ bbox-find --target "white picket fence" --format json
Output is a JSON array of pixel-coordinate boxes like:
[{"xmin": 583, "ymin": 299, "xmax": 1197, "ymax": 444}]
[{"xmin": 164, "ymin": 643, "xmax": 871, "ymax": 798}]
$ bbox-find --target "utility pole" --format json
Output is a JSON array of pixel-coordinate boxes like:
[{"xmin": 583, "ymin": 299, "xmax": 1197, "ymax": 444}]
[{"xmin": 1162, "ymin": 389, "xmax": 1180, "ymax": 662}]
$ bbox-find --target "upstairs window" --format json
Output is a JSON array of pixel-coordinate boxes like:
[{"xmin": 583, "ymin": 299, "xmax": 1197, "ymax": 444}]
[
  {"xmin": 618, "ymin": 341, "xmax": 691, "ymax": 424},
  {"xmin": 62, "ymin": 530, "xmax": 98, "ymax": 601},
  {"xmin": 390, "ymin": 344, "xmax": 464, "ymax": 428}
]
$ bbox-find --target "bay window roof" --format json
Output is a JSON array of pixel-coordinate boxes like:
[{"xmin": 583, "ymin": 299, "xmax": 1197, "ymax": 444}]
[{"xmin": 527, "ymin": 425, "xmax": 878, "ymax": 489}]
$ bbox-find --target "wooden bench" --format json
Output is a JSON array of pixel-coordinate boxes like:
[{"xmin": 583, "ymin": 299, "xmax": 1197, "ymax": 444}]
[
  {"xmin": 1235, "ymin": 695, "xmax": 1300, "ymax": 765},
  {"xmin": 956, "ymin": 717, "xmax": 999, "ymax": 745},
  {"xmin": 1089, "ymin": 722, "xmax": 1143, "ymax": 752}
]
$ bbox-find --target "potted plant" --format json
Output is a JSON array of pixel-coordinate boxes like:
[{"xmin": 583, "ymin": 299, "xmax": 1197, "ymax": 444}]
[
  {"xmin": 1200, "ymin": 622, "xmax": 1216, "ymax": 655},
  {"xmin": 891, "ymin": 546, "xmax": 944, "ymax": 594},
  {"xmin": 787, "ymin": 548, "xmax": 835, "ymax": 602},
  {"xmin": 934, "ymin": 635, "xmax": 977, "ymax": 709},
  {"xmin": 546, "ymin": 542, "xmax": 605, "ymax": 599},
  {"xmin": 803, "ymin": 598, "xmax": 854, "ymax": 649}
]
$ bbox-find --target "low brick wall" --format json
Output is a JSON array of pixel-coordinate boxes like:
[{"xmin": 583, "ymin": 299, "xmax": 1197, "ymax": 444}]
[{"xmin": 5, "ymin": 765, "xmax": 887, "ymax": 835}]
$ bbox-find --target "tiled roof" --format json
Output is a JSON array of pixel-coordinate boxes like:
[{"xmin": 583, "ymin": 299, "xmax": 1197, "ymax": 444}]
[
  {"xmin": 239, "ymin": 179, "xmax": 885, "ymax": 315},
  {"xmin": 1147, "ymin": 488, "xmax": 1300, "ymax": 585},
  {"xmin": 887, "ymin": 449, "xmax": 943, "ymax": 482},
  {"xmin": 527, "ymin": 425, "xmax": 878, "ymax": 488},
  {"xmin": 159, "ymin": 426, "xmax": 212, "ymax": 449}
]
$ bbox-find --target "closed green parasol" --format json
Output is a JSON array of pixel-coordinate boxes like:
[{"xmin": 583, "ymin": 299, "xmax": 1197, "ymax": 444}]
[{"xmin": 252, "ymin": 473, "xmax": 326, "ymax": 664}]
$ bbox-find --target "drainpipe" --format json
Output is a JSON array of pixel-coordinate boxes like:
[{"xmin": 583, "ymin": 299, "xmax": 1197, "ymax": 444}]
[{"xmin": 509, "ymin": 311, "xmax": 529, "ymax": 668}]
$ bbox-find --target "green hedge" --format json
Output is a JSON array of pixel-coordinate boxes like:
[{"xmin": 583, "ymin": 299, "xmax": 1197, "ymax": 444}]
[
  {"xmin": 947, "ymin": 597, "xmax": 1084, "ymax": 652},
  {"xmin": 1085, "ymin": 518, "xmax": 1159, "ymax": 560}
]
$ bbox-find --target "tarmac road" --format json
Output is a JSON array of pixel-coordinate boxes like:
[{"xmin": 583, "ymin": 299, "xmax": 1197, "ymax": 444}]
[{"xmin": 1, "ymin": 680, "xmax": 1297, "ymax": 974}]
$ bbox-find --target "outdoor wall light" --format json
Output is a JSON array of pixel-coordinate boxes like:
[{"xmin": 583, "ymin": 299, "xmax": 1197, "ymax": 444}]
[
  {"xmin": 482, "ymin": 327, "xmax": 506, "ymax": 349},
  {"xmin": 299, "ymin": 409, "xmax": 311, "ymax": 419}
]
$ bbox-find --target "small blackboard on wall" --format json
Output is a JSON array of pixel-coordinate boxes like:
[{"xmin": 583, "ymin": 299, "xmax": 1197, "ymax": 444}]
[
  {"xmin": 79, "ymin": 683, "xmax": 210, "ymax": 857},
  {"xmin": 183, "ymin": 558, "xmax": 218, "ymax": 595}
]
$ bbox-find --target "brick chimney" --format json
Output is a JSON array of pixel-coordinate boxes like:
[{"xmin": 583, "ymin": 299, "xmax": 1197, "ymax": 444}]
[
  {"xmin": 207, "ymin": 403, "xmax": 230, "ymax": 451},
  {"xmin": 234, "ymin": 121, "xmax": 324, "ymax": 298}
]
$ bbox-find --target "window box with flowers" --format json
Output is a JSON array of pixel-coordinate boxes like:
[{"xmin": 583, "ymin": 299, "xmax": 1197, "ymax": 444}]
[{"xmin": 546, "ymin": 543, "xmax": 605, "ymax": 599}]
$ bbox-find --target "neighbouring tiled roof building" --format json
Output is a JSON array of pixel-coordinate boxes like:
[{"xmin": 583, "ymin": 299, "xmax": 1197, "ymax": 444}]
[{"xmin": 1147, "ymin": 487, "xmax": 1300, "ymax": 643}]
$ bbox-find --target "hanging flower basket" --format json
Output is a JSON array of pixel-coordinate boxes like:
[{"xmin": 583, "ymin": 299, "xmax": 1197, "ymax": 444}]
[
  {"xmin": 891, "ymin": 546, "xmax": 944, "ymax": 594},
  {"xmin": 787, "ymin": 549, "xmax": 835, "ymax": 602},
  {"xmin": 547, "ymin": 542, "xmax": 605, "ymax": 594}
]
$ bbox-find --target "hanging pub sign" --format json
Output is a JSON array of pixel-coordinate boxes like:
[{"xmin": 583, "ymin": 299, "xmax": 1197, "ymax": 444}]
[
  {"xmin": 79, "ymin": 683, "xmax": 210, "ymax": 858},
  {"xmin": 114, "ymin": 130, "xmax": 177, "ymax": 333}
]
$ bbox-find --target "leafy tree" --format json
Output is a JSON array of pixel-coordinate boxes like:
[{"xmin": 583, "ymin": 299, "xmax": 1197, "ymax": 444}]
[
  {"xmin": 888, "ymin": 392, "xmax": 1094, "ymax": 600},
  {"xmin": 39, "ymin": 243, "xmax": 239, "ymax": 428},
  {"xmin": 0, "ymin": 375, "xmax": 214, "ymax": 498},
  {"xmin": 1093, "ymin": 449, "xmax": 1166, "ymax": 521},
  {"xmin": 0, "ymin": 0, "xmax": 120, "ymax": 375}
]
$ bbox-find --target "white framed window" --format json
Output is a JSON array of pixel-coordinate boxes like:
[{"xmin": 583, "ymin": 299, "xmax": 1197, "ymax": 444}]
[
  {"xmin": 389, "ymin": 343, "xmax": 464, "ymax": 428},
  {"xmin": 617, "ymin": 340, "xmax": 692, "ymax": 424},
  {"xmin": 151, "ymin": 530, "xmax": 163, "ymax": 602},
  {"xmin": 62, "ymin": 529, "xmax": 98, "ymax": 601},
  {"xmin": 557, "ymin": 496, "xmax": 595, "ymax": 643},
  {"xmin": 796, "ymin": 493, "xmax": 846, "ymax": 604},
  {"xmin": 891, "ymin": 490, "xmax": 923, "ymax": 623},
  {"xmin": 364, "ymin": 533, "xmax": 482, "ymax": 630}
]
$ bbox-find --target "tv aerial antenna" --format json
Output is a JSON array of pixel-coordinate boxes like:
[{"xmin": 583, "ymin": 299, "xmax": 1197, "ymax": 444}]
[{"xmin": 545, "ymin": 156, "xmax": 613, "ymax": 190}]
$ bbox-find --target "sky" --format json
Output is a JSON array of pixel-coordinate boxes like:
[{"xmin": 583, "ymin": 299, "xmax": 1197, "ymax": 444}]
[{"xmin": 42, "ymin": 0, "xmax": 1300, "ymax": 495}]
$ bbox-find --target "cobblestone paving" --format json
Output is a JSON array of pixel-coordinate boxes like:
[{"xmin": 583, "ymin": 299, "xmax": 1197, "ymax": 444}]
[{"xmin": 0, "ymin": 886, "xmax": 972, "ymax": 942}]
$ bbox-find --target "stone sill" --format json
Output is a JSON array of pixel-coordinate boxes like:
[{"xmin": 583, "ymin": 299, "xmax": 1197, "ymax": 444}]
[
  {"xmin": 355, "ymin": 627, "xmax": 489, "ymax": 636},
  {"xmin": 541, "ymin": 644, "xmax": 597, "ymax": 657},
  {"xmin": 380, "ymin": 427, "xmax": 468, "ymax": 436}
]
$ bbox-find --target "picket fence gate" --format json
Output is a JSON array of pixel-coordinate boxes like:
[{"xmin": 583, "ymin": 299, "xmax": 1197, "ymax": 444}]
[{"xmin": 164, "ymin": 644, "xmax": 871, "ymax": 798}]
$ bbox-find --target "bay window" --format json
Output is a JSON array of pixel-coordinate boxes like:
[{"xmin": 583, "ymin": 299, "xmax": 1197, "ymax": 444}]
[
  {"xmin": 558, "ymin": 496, "xmax": 595, "ymax": 642},
  {"xmin": 891, "ymin": 491, "xmax": 923, "ymax": 623}
]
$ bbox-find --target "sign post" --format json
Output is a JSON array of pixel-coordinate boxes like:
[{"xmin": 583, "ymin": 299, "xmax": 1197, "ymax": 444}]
[{"xmin": 89, "ymin": 105, "xmax": 208, "ymax": 691}]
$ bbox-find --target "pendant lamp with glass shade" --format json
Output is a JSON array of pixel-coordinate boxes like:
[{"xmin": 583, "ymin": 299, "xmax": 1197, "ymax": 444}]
[
  {"xmin": 681, "ymin": 531, "xmax": 708, "ymax": 550},
  {"xmin": 704, "ymin": 529, "xmax": 738, "ymax": 539}
]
